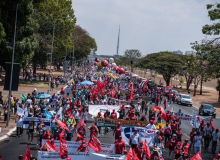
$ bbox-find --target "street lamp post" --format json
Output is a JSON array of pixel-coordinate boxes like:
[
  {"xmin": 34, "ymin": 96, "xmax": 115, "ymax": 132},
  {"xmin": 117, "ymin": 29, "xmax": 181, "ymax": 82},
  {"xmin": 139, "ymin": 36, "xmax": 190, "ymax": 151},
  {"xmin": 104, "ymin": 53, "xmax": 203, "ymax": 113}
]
[
  {"xmin": 6, "ymin": 4, "xmax": 18, "ymax": 127},
  {"xmin": 47, "ymin": 11, "xmax": 71, "ymax": 94}
]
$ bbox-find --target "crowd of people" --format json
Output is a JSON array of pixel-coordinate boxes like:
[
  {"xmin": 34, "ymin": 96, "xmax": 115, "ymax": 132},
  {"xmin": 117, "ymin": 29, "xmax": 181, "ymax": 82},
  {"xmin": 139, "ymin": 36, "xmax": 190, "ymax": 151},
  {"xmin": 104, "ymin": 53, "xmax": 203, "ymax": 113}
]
[{"xmin": 1, "ymin": 62, "xmax": 220, "ymax": 160}]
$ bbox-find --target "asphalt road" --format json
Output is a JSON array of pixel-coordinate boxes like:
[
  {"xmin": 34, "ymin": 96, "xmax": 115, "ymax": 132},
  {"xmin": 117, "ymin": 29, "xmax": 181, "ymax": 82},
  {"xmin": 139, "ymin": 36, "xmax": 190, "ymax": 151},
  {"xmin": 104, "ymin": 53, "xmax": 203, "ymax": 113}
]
[{"xmin": 0, "ymin": 99, "xmax": 220, "ymax": 159}]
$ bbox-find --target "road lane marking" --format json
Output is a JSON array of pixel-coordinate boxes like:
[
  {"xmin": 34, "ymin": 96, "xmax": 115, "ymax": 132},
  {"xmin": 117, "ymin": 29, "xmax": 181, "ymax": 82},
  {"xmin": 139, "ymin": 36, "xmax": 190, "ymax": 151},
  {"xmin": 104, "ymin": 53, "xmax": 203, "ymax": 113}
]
[
  {"xmin": 184, "ymin": 133, "xmax": 190, "ymax": 138},
  {"xmin": 193, "ymin": 106, "xmax": 199, "ymax": 110}
]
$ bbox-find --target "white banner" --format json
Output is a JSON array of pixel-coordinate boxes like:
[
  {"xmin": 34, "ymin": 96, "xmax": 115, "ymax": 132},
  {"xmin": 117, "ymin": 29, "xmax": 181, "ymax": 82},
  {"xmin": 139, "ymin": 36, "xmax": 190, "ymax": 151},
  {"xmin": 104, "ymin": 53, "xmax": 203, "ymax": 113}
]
[
  {"xmin": 89, "ymin": 105, "xmax": 120, "ymax": 118},
  {"xmin": 17, "ymin": 106, "xmax": 24, "ymax": 116},
  {"xmin": 37, "ymin": 152, "xmax": 124, "ymax": 160},
  {"xmin": 121, "ymin": 127, "xmax": 158, "ymax": 147},
  {"xmin": 170, "ymin": 111, "xmax": 211, "ymax": 124},
  {"xmin": 89, "ymin": 153, "xmax": 125, "ymax": 160},
  {"xmin": 23, "ymin": 117, "xmax": 51, "ymax": 130},
  {"xmin": 37, "ymin": 151, "xmax": 89, "ymax": 160},
  {"xmin": 42, "ymin": 140, "xmax": 115, "ymax": 154}
]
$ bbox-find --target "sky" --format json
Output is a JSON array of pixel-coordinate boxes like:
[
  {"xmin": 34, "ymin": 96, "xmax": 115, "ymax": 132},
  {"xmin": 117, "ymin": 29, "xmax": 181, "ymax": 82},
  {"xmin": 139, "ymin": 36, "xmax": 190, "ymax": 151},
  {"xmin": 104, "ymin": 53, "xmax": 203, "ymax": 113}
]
[{"xmin": 72, "ymin": 0, "xmax": 219, "ymax": 56}]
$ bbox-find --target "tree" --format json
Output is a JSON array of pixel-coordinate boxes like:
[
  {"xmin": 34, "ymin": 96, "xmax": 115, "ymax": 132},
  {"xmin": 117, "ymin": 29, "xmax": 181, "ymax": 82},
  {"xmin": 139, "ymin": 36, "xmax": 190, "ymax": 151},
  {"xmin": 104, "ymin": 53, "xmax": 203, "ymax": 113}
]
[
  {"xmin": 32, "ymin": 0, "xmax": 76, "ymax": 72},
  {"xmin": 0, "ymin": 0, "xmax": 37, "ymax": 70},
  {"xmin": 71, "ymin": 25, "xmax": 97, "ymax": 60},
  {"xmin": 0, "ymin": 22, "xmax": 5, "ymax": 44},
  {"xmin": 136, "ymin": 52, "xmax": 183, "ymax": 86}
]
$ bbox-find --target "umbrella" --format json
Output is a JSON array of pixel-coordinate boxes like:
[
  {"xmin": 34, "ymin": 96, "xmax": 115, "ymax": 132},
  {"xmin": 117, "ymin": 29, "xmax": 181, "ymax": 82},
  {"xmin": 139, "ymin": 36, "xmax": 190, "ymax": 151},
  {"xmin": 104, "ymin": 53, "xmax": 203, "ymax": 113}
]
[
  {"xmin": 36, "ymin": 93, "xmax": 51, "ymax": 99},
  {"xmin": 80, "ymin": 81, "xmax": 94, "ymax": 85}
]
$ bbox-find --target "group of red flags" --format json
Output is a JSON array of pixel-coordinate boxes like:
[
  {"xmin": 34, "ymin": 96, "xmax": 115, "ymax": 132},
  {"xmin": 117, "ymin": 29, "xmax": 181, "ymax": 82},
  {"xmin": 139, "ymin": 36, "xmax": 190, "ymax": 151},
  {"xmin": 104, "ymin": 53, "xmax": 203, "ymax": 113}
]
[
  {"xmin": 126, "ymin": 140, "xmax": 151, "ymax": 160},
  {"xmin": 152, "ymin": 106, "xmax": 167, "ymax": 121}
]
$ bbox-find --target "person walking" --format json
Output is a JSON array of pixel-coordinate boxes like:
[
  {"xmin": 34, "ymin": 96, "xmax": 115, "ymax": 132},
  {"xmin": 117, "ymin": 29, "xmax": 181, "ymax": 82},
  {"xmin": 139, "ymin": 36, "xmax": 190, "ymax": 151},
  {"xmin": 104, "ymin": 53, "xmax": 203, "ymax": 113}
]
[
  {"xmin": 114, "ymin": 136, "xmax": 126, "ymax": 154},
  {"xmin": 203, "ymin": 123, "xmax": 212, "ymax": 150},
  {"xmin": 27, "ymin": 119, "xmax": 35, "ymax": 144},
  {"xmin": 16, "ymin": 115, "xmax": 23, "ymax": 137},
  {"xmin": 194, "ymin": 132, "xmax": 203, "ymax": 154},
  {"xmin": 129, "ymin": 129, "xmax": 140, "ymax": 150},
  {"xmin": 163, "ymin": 122, "xmax": 172, "ymax": 145},
  {"xmin": 212, "ymin": 129, "xmax": 219, "ymax": 154}
]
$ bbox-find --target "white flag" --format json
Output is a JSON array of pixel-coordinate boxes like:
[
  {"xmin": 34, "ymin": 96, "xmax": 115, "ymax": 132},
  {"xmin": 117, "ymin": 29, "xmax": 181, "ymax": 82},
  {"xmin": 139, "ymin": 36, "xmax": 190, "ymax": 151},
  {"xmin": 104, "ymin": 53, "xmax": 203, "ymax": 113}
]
[
  {"xmin": 17, "ymin": 106, "xmax": 24, "ymax": 116},
  {"xmin": 190, "ymin": 110, "xmax": 200, "ymax": 128}
]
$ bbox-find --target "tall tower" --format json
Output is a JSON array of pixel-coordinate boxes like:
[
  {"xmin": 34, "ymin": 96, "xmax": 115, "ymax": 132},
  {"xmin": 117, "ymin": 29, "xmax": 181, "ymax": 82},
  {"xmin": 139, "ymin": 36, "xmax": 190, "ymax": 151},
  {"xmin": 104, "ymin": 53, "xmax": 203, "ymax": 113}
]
[{"xmin": 116, "ymin": 25, "xmax": 120, "ymax": 56}]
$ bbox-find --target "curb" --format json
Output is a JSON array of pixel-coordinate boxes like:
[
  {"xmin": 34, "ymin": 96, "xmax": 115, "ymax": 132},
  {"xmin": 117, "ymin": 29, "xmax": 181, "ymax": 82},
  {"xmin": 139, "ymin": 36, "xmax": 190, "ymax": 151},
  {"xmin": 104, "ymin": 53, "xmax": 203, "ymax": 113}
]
[{"xmin": 0, "ymin": 127, "xmax": 16, "ymax": 142}]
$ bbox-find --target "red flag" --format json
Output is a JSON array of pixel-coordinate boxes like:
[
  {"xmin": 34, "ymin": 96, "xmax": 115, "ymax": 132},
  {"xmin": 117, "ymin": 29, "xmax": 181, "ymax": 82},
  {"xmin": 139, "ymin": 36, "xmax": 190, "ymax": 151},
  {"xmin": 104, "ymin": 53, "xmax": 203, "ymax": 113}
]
[
  {"xmin": 55, "ymin": 119, "xmax": 69, "ymax": 131},
  {"xmin": 88, "ymin": 131, "xmax": 102, "ymax": 153},
  {"xmin": 142, "ymin": 78, "xmax": 151, "ymax": 89},
  {"xmin": 152, "ymin": 106, "xmax": 161, "ymax": 112},
  {"xmin": 197, "ymin": 116, "xmax": 201, "ymax": 124},
  {"xmin": 24, "ymin": 145, "xmax": 32, "ymax": 160},
  {"xmin": 143, "ymin": 140, "xmax": 150, "ymax": 160},
  {"xmin": 126, "ymin": 147, "xmax": 139, "ymax": 160},
  {"xmin": 42, "ymin": 140, "xmax": 58, "ymax": 152},
  {"xmin": 210, "ymin": 117, "xmax": 214, "ymax": 131},
  {"xmin": 65, "ymin": 108, "xmax": 72, "ymax": 116},
  {"xmin": 76, "ymin": 118, "xmax": 86, "ymax": 129},
  {"xmin": 160, "ymin": 106, "xmax": 167, "ymax": 121},
  {"xmin": 129, "ymin": 83, "xmax": 134, "ymax": 102},
  {"xmin": 190, "ymin": 151, "xmax": 202, "ymax": 160},
  {"xmin": 75, "ymin": 133, "xmax": 85, "ymax": 141},
  {"xmin": 60, "ymin": 138, "xmax": 68, "ymax": 159}
]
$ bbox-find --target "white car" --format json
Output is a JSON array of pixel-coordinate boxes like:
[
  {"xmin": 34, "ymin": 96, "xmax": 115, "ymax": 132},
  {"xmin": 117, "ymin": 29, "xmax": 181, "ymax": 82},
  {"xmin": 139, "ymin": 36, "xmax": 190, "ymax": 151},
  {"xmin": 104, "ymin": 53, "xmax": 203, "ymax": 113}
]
[{"xmin": 177, "ymin": 94, "xmax": 193, "ymax": 106}]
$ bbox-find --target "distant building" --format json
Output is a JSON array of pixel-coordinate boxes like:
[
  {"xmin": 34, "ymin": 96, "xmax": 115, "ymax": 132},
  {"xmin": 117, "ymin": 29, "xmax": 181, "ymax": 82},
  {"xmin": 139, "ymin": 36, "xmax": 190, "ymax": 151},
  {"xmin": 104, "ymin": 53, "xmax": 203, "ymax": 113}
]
[
  {"xmin": 173, "ymin": 50, "xmax": 183, "ymax": 55},
  {"xmin": 185, "ymin": 51, "xmax": 196, "ymax": 56}
]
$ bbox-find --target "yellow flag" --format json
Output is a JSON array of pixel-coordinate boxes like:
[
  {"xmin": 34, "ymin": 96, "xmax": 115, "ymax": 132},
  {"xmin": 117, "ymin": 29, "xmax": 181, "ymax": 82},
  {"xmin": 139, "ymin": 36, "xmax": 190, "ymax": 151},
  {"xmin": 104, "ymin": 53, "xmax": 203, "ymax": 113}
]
[
  {"xmin": 156, "ymin": 123, "xmax": 166, "ymax": 129},
  {"xmin": 72, "ymin": 117, "xmax": 76, "ymax": 126},
  {"xmin": 11, "ymin": 99, "xmax": 15, "ymax": 106}
]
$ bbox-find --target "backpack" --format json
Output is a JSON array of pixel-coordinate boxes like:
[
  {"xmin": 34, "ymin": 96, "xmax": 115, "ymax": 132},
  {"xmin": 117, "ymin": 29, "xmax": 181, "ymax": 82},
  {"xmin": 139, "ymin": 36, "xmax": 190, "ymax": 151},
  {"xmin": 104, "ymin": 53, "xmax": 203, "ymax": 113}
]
[{"xmin": 164, "ymin": 127, "xmax": 171, "ymax": 135}]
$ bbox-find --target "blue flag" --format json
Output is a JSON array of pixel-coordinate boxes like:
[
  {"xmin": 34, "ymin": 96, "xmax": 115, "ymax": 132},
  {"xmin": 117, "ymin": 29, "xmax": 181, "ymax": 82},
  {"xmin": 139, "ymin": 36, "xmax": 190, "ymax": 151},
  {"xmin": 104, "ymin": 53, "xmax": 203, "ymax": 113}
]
[{"xmin": 45, "ymin": 108, "xmax": 52, "ymax": 119}]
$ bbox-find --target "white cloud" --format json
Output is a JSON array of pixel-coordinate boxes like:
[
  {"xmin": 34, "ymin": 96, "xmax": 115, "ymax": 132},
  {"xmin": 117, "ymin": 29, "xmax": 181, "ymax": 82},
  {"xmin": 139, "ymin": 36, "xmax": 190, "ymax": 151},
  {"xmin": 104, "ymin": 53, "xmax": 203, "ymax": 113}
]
[{"xmin": 72, "ymin": 0, "xmax": 219, "ymax": 56}]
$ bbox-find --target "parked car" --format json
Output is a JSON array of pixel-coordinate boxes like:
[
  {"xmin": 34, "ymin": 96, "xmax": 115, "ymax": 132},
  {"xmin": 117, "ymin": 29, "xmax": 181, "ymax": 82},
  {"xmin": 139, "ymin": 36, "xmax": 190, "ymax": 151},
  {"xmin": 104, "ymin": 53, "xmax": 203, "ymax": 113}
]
[
  {"xmin": 177, "ymin": 94, "xmax": 193, "ymax": 106},
  {"xmin": 199, "ymin": 103, "xmax": 216, "ymax": 118}
]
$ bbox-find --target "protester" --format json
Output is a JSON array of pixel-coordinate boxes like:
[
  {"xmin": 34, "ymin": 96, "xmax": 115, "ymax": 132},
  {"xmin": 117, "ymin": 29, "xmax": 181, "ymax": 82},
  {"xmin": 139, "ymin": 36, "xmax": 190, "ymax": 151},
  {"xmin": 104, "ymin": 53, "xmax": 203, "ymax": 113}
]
[
  {"xmin": 16, "ymin": 115, "xmax": 23, "ymax": 137},
  {"xmin": 135, "ymin": 141, "xmax": 145, "ymax": 160},
  {"xmin": 114, "ymin": 136, "xmax": 126, "ymax": 154},
  {"xmin": 113, "ymin": 122, "xmax": 122, "ymax": 140},
  {"xmin": 204, "ymin": 123, "xmax": 212, "ymax": 150},
  {"xmin": 212, "ymin": 128, "xmax": 219, "ymax": 154},
  {"xmin": 129, "ymin": 129, "xmax": 140, "ymax": 150},
  {"xmin": 194, "ymin": 132, "xmax": 203, "ymax": 154},
  {"xmin": 27, "ymin": 119, "xmax": 35, "ymax": 144}
]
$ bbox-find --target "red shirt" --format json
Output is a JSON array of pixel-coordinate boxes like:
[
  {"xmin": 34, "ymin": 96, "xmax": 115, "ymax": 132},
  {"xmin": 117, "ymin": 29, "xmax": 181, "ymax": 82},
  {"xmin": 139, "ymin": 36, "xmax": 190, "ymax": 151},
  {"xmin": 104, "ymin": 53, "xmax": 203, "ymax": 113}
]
[
  {"xmin": 182, "ymin": 143, "xmax": 190, "ymax": 155},
  {"xmin": 157, "ymin": 113, "xmax": 162, "ymax": 120},
  {"xmin": 60, "ymin": 89, "xmax": 65, "ymax": 94},
  {"xmin": 57, "ymin": 131, "xmax": 65, "ymax": 140},
  {"xmin": 150, "ymin": 153, "xmax": 159, "ymax": 160},
  {"xmin": 115, "ymin": 126, "xmax": 121, "ymax": 136},
  {"xmin": 166, "ymin": 113, "xmax": 170, "ymax": 120},
  {"xmin": 42, "ymin": 133, "xmax": 51, "ymax": 140},
  {"xmin": 78, "ymin": 128, "xmax": 86, "ymax": 136},
  {"xmin": 128, "ymin": 109, "xmax": 134, "ymax": 118},
  {"xmin": 111, "ymin": 112, "xmax": 117, "ymax": 119},
  {"xmin": 190, "ymin": 131, "xmax": 195, "ymax": 141},
  {"xmin": 164, "ymin": 99, "xmax": 167, "ymax": 104},
  {"xmin": 131, "ymin": 115, "xmax": 137, "ymax": 121},
  {"xmin": 135, "ymin": 146, "xmax": 145, "ymax": 160},
  {"xmin": 169, "ymin": 138, "xmax": 177, "ymax": 147},
  {"xmin": 171, "ymin": 122, "xmax": 177, "ymax": 130},
  {"xmin": 176, "ymin": 130, "xmax": 182, "ymax": 140},
  {"xmin": 114, "ymin": 140, "xmax": 126, "ymax": 154}
]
